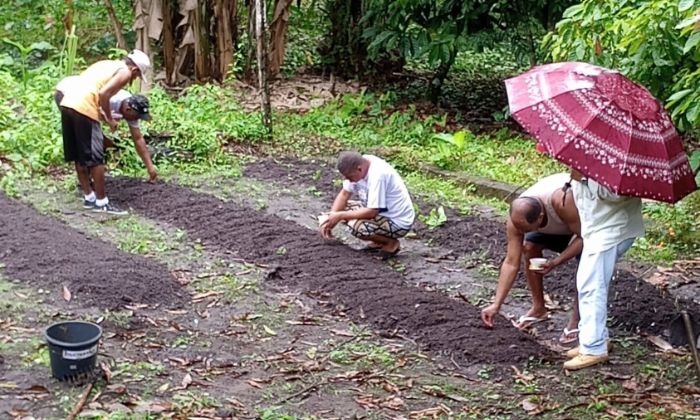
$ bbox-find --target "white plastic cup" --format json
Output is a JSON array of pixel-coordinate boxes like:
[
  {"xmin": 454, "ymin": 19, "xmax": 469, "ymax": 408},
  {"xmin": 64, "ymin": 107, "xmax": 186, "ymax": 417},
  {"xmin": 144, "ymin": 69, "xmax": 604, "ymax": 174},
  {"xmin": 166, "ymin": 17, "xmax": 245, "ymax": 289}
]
[{"xmin": 529, "ymin": 257, "xmax": 547, "ymax": 271}]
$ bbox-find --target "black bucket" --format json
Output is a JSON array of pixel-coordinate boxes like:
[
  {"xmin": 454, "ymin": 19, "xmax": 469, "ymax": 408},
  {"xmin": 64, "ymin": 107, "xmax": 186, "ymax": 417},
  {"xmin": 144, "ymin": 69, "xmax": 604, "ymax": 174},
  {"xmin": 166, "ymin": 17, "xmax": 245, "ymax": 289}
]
[{"xmin": 44, "ymin": 321, "xmax": 102, "ymax": 382}]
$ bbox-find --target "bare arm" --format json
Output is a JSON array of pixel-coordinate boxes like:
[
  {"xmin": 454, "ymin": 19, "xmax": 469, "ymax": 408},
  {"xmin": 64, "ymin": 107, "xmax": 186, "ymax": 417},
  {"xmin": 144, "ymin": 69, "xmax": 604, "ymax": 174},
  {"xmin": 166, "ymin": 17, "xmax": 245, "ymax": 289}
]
[
  {"xmin": 129, "ymin": 125, "xmax": 157, "ymax": 182},
  {"xmin": 491, "ymin": 219, "xmax": 525, "ymax": 308},
  {"xmin": 330, "ymin": 189, "xmax": 352, "ymax": 212},
  {"xmin": 481, "ymin": 219, "xmax": 524, "ymax": 327},
  {"xmin": 98, "ymin": 68, "xmax": 132, "ymax": 124}
]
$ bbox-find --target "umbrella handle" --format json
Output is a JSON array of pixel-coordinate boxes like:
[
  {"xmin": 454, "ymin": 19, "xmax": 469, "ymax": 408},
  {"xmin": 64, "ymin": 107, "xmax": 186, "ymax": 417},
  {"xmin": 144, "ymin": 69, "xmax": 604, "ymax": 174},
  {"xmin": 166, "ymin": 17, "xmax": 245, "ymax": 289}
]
[{"xmin": 682, "ymin": 311, "xmax": 700, "ymax": 381}]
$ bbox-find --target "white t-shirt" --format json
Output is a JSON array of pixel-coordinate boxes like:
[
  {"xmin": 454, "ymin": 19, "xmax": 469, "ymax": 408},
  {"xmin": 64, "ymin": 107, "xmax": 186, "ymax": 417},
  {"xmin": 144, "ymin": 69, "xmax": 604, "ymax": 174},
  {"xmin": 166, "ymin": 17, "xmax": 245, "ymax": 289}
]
[
  {"xmin": 342, "ymin": 155, "xmax": 415, "ymax": 229},
  {"xmin": 108, "ymin": 90, "xmax": 139, "ymax": 129},
  {"xmin": 56, "ymin": 76, "xmax": 138, "ymax": 128}
]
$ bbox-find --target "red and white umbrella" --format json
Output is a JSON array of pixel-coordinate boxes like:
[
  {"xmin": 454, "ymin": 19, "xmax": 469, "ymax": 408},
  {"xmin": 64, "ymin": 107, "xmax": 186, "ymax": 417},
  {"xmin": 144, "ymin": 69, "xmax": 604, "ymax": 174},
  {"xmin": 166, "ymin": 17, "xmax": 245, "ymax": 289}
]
[{"xmin": 505, "ymin": 62, "xmax": 697, "ymax": 203}]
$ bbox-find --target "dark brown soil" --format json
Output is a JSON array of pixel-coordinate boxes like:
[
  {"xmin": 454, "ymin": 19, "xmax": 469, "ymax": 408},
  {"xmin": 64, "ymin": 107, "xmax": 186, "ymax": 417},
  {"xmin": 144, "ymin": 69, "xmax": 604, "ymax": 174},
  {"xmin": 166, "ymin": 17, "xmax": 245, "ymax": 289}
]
[
  {"xmin": 243, "ymin": 158, "xmax": 698, "ymax": 335},
  {"xmin": 109, "ymin": 178, "xmax": 550, "ymax": 368},
  {"xmin": 0, "ymin": 193, "xmax": 185, "ymax": 309}
]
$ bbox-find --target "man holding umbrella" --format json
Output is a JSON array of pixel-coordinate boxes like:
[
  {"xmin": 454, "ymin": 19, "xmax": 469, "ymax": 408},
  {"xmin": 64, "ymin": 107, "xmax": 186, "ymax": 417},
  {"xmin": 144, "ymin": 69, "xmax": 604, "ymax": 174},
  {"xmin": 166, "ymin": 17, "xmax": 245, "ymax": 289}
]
[
  {"xmin": 563, "ymin": 171, "xmax": 644, "ymax": 369},
  {"xmin": 505, "ymin": 62, "xmax": 697, "ymax": 370}
]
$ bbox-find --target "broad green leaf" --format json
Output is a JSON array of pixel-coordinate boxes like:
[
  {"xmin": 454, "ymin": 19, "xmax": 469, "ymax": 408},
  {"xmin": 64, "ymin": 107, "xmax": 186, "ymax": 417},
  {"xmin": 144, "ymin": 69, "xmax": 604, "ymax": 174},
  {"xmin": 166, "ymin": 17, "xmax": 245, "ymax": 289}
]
[
  {"xmin": 367, "ymin": 31, "xmax": 394, "ymax": 54},
  {"xmin": 29, "ymin": 41, "xmax": 54, "ymax": 52},
  {"xmin": 675, "ymin": 14, "xmax": 700, "ymax": 29},
  {"xmin": 666, "ymin": 88, "xmax": 693, "ymax": 104},
  {"xmin": 689, "ymin": 150, "xmax": 700, "ymax": 172},
  {"xmin": 679, "ymin": 0, "xmax": 694, "ymax": 12},
  {"xmin": 453, "ymin": 130, "xmax": 466, "ymax": 148},
  {"xmin": 563, "ymin": 4, "xmax": 583, "ymax": 19},
  {"xmin": 683, "ymin": 31, "xmax": 700, "ymax": 53}
]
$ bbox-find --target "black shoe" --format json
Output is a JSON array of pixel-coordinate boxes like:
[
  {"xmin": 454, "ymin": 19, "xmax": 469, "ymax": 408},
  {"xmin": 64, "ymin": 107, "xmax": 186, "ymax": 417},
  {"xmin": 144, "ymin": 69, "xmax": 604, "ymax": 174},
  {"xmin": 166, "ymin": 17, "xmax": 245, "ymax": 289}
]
[
  {"xmin": 92, "ymin": 202, "xmax": 128, "ymax": 216},
  {"xmin": 83, "ymin": 199, "xmax": 97, "ymax": 209}
]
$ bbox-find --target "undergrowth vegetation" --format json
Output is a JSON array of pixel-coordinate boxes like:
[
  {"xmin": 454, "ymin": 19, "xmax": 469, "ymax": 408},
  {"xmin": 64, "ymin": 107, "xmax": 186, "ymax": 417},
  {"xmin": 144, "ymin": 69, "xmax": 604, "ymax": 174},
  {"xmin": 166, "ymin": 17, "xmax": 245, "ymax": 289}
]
[{"xmin": 1, "ymin": 60, "xmax": 698, "ymax": 263}]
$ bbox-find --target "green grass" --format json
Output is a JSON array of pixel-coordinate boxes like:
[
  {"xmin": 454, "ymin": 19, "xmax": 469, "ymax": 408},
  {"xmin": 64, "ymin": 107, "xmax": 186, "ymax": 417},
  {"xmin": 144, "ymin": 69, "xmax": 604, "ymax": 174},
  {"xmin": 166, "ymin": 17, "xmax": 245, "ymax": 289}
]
[{"xmin": 1, "ymin": 58, "xmax": 697, "ymax": 263}]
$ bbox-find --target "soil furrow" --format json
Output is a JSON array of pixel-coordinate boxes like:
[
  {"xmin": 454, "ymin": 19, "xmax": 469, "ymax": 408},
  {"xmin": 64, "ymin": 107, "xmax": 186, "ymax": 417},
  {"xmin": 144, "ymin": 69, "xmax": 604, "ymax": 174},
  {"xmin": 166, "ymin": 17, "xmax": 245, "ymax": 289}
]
[
  {"xmin": 0, "ymin": 193, "xmax": 185, "ymax": 309},
  {"xmin": 110, "ymin": 178, "xmax": 549, "ymax": 367}
]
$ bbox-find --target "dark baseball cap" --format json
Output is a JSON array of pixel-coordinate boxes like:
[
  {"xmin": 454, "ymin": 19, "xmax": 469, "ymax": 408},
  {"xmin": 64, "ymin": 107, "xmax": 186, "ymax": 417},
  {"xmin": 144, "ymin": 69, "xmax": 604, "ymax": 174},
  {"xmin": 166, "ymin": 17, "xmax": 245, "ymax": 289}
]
[{"xmin": 127, "ymin": 94, "xmax": 151, "ymax": 121}]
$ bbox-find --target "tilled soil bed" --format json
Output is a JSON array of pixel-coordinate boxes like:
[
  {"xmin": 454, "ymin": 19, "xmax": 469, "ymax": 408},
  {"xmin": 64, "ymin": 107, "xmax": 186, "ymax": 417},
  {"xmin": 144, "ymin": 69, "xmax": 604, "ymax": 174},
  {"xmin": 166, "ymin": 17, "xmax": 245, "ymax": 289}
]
[
  {"xmin": 110, "ymin": 178, "xmax": 549, "ymax": 368},
  {"xmin": 0, "ymin": 193, "xmax": 185, "ymax": 309},
  {"xmin": 243, "ymin": 158, "xmax": 698, "ymax": 335}
]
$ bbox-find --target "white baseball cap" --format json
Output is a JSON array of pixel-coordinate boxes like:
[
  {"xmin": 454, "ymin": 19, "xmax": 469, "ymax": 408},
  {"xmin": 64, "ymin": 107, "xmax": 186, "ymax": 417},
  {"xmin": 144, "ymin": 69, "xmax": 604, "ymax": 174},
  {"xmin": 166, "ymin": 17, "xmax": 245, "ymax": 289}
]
[{"xmin": 126, "ymin": 49, "xmax": 151, "ymax": 82}]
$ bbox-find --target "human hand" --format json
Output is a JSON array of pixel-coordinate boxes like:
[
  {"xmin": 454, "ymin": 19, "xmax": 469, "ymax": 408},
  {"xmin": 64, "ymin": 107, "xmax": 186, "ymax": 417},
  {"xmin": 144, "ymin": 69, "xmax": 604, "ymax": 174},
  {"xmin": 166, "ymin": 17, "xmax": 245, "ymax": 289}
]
[
  {"xmin": 107, "ymin": 118, "xmax": 118, "ymax": 132},
  {"xmin": 319, "ymin": 220, "xmax": 333, "ymax": 240},
  {"xmin": 538, "ymin": 259, "xmax": 557, "ymax": 275},
  {"xmin": 147, "ymin": 167, "xmax": 158, "ymax": 183},
  {"xmin": 480, "ymin": 303, "xmax": 500, "ymax": 328}
]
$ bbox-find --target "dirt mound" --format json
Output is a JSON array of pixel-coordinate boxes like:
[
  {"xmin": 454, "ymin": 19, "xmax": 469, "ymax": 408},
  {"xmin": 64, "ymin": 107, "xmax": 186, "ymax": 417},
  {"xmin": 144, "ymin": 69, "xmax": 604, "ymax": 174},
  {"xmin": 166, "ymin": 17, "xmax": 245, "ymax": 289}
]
[
  {"xmin": 110, "ymin": 178, "xmax": 548, "ymax": 367},
  {"xmin": 242, "ymin": 158, "xmax": 696, "ymax": 335},
  {"xmin": 0, "ymin": 193, "xmax": 185, "ymax": 309}
]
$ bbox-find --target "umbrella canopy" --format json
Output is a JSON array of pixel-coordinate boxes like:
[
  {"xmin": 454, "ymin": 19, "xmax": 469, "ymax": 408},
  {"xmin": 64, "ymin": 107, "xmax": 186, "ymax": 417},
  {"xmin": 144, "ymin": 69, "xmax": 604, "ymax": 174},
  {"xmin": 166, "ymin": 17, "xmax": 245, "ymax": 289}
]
[{"xmin": 505, "ymin": 62, "xmax": 697, "ymax": 203}]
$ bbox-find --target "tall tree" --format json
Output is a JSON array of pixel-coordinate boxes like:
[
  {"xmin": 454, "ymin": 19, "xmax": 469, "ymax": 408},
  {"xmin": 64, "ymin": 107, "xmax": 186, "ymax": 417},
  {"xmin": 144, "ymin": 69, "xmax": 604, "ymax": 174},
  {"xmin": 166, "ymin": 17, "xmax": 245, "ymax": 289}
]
[
  {"xmin": 103, "ymin": 0, "xmax": 128, "ymax": 50},
  {"xmin": 254, "ymin": 0, "xmax": 272, "ymax": 135},
  {"xmin": 268, "ymin": 0, "xmax": 294, "ymax": 77}
]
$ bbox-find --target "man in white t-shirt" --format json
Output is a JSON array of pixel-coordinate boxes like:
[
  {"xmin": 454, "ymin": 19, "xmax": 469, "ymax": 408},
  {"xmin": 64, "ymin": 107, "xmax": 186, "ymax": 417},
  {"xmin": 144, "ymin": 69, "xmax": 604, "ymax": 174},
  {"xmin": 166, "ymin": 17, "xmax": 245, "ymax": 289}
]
[
  {"xmin": 320, "ymin": 151, "xmax": 415, "ymax": 259},
  {"xmin": 55, "ymin": 76, "xmax": 157, "ymax": 185}
]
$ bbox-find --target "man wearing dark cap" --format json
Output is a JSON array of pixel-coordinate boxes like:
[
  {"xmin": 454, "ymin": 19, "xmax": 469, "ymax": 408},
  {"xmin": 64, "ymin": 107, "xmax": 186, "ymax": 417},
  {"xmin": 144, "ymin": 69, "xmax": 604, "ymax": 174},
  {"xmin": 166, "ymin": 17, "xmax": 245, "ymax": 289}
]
[
  {"xmin": 56, "ymin": 68, "xmax": 157, "ymax": 213},
  {"xmin": 56, "ymin": 49, "xmax": 151, "ymax": 215}
]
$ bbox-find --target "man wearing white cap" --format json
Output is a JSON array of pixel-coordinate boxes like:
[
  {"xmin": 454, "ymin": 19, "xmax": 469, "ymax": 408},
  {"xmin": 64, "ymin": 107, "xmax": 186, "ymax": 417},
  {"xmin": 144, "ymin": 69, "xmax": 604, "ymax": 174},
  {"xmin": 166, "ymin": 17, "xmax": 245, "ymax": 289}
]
[
  {"xmin": 57, "ymin": 49, "xmax": 151, "ymax": 215},
  {"xmin": 55, "ymin": 76, "xmax": 157, "ymax": 184}
]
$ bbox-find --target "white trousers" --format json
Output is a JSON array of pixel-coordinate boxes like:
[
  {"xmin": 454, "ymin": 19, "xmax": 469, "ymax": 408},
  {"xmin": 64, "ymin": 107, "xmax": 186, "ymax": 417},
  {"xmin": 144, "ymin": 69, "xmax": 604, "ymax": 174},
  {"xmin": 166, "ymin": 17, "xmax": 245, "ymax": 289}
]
[{"xmin": 577, "ymin": 238, "xmax": 635, "ymax": 355}]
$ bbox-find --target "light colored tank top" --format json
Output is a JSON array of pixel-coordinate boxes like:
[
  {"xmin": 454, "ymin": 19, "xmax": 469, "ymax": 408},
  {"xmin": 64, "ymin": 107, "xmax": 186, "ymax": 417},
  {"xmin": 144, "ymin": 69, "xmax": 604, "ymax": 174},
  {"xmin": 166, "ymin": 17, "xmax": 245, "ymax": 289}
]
[
  {"xmin": 59, "ymin": 60, "xmax": 127, "ymax": 121},
  {"xmin": 520, "ymin": 173, "xmax": 571, "ymax": 235}
]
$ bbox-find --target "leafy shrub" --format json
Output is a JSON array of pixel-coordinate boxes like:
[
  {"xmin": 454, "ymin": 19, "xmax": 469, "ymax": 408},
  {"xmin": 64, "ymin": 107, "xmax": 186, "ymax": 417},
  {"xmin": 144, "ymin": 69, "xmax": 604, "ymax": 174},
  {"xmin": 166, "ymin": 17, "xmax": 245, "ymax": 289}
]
[{"xmin": 543, "ymin": 0, "xmax": 700, "ymax": 133}]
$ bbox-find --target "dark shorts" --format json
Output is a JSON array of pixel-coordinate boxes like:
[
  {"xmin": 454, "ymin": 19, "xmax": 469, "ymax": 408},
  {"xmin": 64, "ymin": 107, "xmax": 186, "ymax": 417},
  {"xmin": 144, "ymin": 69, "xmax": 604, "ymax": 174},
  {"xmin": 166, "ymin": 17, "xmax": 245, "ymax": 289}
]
[
  {"xmin": 525, "ymin": 232, "xmax": 575, "ymax": 254},
  {"xmin": 59, "ymin": 106, "xmax": 104, "ymax": 167}
]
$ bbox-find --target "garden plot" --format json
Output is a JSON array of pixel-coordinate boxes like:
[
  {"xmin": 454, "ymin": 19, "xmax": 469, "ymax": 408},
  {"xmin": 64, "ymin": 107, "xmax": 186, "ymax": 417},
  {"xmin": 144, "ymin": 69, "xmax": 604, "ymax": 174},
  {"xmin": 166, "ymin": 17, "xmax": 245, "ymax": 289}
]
[
  {"xmin": 0, "ymin": 172, "xmax": 697, "ymax": 418},
  {"xmin": 109, "ymin": 177, "xmax": 547, "ymax": 369},
  {"xmin": 1, "ymin": 188, "xmax": 515, "ymax": 418},
  {"xmin": 242, "ymin": 158, "xmax": 700, "ymax": 336},
  {"xmin": 0, "ymin": 193, "xmax": 184, "ymax": 309}
]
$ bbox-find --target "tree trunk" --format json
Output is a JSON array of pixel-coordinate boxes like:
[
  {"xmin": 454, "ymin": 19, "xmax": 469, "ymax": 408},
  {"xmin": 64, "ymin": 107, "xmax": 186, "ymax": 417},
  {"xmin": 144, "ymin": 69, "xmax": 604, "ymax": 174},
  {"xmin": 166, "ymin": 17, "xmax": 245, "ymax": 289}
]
[
  {"xmin": 193, "ymin": 0, "xmax": 212, "ymax": 81},
  {"xmin": 133, "ymin": 0, "xmax": 152, "ymax": 91},
  {"xmin": 255, "ymin": 0, "xmax": 272, "ymax": 136},
  {"xmin": 63, "ymin": 0, "xmax": 74, "ymax": 32},
  {"xmin": 103, "ymin": 0, "xmax": 128, "ymax": 50},
  {"xmin": 268, "ymin": 0, "xmax": 294, "ymax": 77},
  {"xmin": 161, "ymin": 0, "xmax": 176, "ymax": 85},
  {"xmin": 214, "ymin": 0, "xmax": 236, "ymax": 80},
  {"xmin": 244, "ymin": 0, "xmax": 256, "ymax": 82},
  {"xmin": 428, "ymin": 48, "xmax": 457, "ymax": 104}
]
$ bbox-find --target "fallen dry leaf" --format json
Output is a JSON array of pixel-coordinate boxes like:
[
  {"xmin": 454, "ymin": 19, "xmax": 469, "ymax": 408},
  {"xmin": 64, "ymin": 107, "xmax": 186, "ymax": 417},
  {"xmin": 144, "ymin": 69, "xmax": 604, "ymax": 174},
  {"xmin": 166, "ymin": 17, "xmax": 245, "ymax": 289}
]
[
  {"xmin": 247, "ymin": 380, "xmax": 263, "ymax": 389},
  {"xmin": 646, "ymin": 272, "xmax": 669, "ymax": 287},
  {"xmin": 409, "ymin": 404, "xmax": 452, "ymax": 418},
  {"xmin": 678, "ymin": 384, "xmax": 700, "ymax": 395},
  {"xmin": 330, "ymin": 329, "xmax": 354, "ymax": 337},
  {"xmin": 26, "ymin": 384, "xmax": 49, "ymax": 393},
  {"xmin": 646, "ymin": 335, "xmax": 684, "ymax": 354},
  {"xmin": 262, "ymin": 325, "xmax": 277, "ymax": 336},
  {"xmin": 521, "ymin": 398, "xmax": 539, "ymax": 412},
  {"xmin": 157, "ymin": 383, "xmax": 170, "ymax": 394},
  {"xmin": 100, "ymin": 362, "xmax": 113, "ymax": 382},
  {"xmin": 62, "ymin": 285, "xmax": 72, "ymax": 302},
  {"xmin": 181, "ymin": 373, "xmax": 192, "ymax": 389}
]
